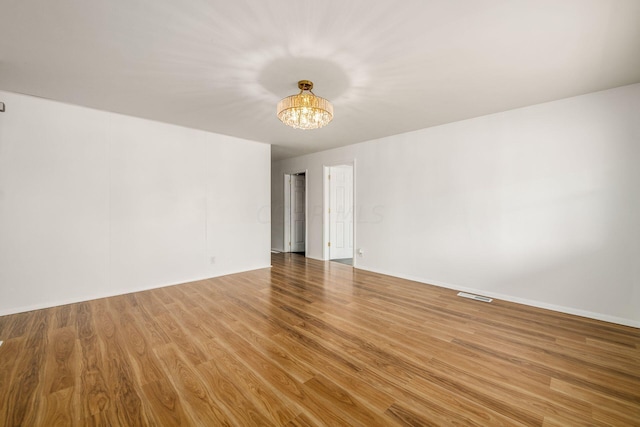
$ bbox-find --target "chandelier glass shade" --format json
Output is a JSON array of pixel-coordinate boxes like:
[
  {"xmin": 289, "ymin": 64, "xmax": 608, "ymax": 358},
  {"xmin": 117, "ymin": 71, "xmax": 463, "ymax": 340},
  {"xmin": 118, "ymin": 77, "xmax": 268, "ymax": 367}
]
[{"xmin": 277, "ymin": 80, "xmax": 333, "ymax": 130}]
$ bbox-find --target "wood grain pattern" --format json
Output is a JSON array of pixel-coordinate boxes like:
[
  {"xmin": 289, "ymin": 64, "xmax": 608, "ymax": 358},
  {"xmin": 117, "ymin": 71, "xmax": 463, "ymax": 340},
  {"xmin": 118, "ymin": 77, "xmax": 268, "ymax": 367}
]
[{"xmin": 0, "ymin": 252, "xmax": 639, "ymax": 426}]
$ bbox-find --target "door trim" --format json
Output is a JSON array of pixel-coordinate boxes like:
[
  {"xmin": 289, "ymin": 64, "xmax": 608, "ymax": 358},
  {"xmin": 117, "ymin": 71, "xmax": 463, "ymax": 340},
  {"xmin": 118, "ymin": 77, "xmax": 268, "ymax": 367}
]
[
  {"xmin": 283, "ymin": 170, "xmax": 308, "ymax": 254},
  {"xmin": 323, "ymin": 161, "xmax": 356, "ymax": 265}
]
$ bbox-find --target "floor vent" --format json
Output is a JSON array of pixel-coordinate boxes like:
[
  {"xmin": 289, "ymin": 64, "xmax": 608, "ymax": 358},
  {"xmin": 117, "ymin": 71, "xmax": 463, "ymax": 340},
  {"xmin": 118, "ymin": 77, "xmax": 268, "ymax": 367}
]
[{"xmin": 457, "ymin": 292, "xmax": 493, "ymax": 303}]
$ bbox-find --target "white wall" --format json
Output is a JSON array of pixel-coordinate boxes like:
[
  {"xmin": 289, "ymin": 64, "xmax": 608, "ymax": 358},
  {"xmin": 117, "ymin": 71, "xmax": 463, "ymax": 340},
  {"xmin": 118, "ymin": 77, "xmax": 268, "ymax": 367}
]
[
  {"xmin": 272, "ymin": 84, "xmax": 640, "ymax": 327},
  {"xmin": 0, "ymin": 90, "xmax": 271, "ymax": 315}
]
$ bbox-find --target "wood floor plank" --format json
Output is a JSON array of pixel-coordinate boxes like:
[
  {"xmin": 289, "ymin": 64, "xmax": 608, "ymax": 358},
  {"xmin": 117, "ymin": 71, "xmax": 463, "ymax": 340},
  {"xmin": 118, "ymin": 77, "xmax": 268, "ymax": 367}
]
[
  {"xmin": 270, "ymin": 302, "xmax": 536, "ymax": 426},
  {"xmin": 140, "ymin": 378, "xmax": 195, "ymax": 426},
  {"xmin": 93, "ymin": 300, "xmax": 151, "ymax": 426},
  {"xmin": 0, "ymin": 316, "xmax": 9, "ymax": 337},
  {"xmin": 223, "ymin": 314, "xmax": 317, "ymax": 384},
  {"xmin": 5, "ymin": 310, "xmax": 34, "ymax": 339},
  {"xmin": 195, "ymin": 359, "xmax": 275, "ymax": 426},
  {"xmin": 0, "ymin": 337, "xmax": 25, "ymax": 417},
  {"xmin": 53, "ymin": 304, "xmax": 74, "ymax": 330},
  {"xmin": 551, "ymin": 378, "xmax": 640, "ymax": 425},
  {"xmin": 0, "ymin": 252, "xmax": 638, "ymax": 425},
  {"xmin": 111, "ymin": 309, "xmax": 165, "ymax": 386},
  {"xmin": 194, "ymin": 318, "xmax": 357, "ymax": 425},
  {"xmin": 154, "ymin": 311, "xmax": 209, "ymax": 365},
  {"xmin": 46, "ymin": 326, "xmax": 76, "ymax": 394},
  {"xmin": 285, "ymin": 412, "xmax": 317, "ymax": 427},
  {"xmin": 126, "ymin": 295, "xmax": 172, "ymax": 347},
  {"xmin": 199, "ymin": 337, "xmax": 299, "ymax": 425},
  {"xmin": 38, "ymin": 387, "xmax": 77, "ymax": 427},
  {"xmin": 302, "ymin": 374, "xmax": 399, "ymax": 427},
  {"xmin": 453, "ymin": 337, "xmax": 640, "ymax": 404},
  {"xmin": 2, "ymin": 309, "xmax": 49, "ymax": 426},
  {"xmin": 153, "ymin": 343, "xmax": 234, "ymax": 426},
  {"xmin": 75, "ymin": 301, "xmax": 112, "ymax": 420}
]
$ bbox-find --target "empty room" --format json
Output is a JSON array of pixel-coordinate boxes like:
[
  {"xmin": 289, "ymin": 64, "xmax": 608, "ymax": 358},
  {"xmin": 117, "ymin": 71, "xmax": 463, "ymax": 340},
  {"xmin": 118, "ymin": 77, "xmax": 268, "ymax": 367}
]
[{"xmin": 1, "ymin": 0, "xmax": 639, "ymax": 425}]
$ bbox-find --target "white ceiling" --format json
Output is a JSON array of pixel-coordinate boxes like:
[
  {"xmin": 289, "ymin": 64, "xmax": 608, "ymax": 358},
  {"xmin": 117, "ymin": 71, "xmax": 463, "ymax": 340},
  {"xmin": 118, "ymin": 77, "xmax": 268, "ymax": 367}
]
[{"xmin": 1, "ymin": 0, "xmax": 639, "ymax": 160}]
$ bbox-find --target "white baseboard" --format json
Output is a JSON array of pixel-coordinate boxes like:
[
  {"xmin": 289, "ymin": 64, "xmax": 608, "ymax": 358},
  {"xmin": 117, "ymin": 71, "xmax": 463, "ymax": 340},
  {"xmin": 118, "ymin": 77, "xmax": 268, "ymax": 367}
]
[
  {"xmin": 0, "ymin": 264, "xmax": 271, "ymax": 317},
  {"xmin": 355, "ymin": 265, "xmax": 640, "ymax": 329},
  {"xmin": 5, "ymin": 261, "xmax": 635, "ymax": 329}
]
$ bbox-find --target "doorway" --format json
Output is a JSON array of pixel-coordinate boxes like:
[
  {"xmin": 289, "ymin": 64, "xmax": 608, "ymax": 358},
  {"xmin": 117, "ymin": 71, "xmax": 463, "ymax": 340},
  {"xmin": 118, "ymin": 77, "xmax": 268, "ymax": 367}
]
[
  {"xmin": 324, "ymin": 164, "xmax": 354, "ymax": 265},
  {"xmin": 284, "ymin": 172, "xmax": 306, "ymax": 254}
]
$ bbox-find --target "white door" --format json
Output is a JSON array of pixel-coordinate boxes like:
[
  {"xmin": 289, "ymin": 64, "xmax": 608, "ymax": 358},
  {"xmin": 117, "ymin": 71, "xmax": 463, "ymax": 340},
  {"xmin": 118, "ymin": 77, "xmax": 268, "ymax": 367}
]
[
  {"xmin": 329, "ymin": 165, "xmax": 353, "ymax": 259},
  {"xmin": 291, "ymin": 174, "xmax": 306, "ymax": 252}
]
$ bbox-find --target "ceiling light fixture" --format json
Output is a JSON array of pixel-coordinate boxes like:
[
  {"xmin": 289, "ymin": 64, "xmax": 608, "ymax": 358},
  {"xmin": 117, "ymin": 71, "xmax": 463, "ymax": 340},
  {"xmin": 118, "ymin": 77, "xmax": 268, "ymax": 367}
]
[{"xmin": 277, "ymin": 80, "xmax": 333, "ymax": 130}]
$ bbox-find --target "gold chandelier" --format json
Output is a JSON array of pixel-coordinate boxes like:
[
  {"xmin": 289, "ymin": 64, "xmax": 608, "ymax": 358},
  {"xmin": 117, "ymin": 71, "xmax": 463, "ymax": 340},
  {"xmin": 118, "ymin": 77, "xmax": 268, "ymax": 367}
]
[{"xmin": 277, "ymin": 80, "xmax": 334, "ymax": 130}]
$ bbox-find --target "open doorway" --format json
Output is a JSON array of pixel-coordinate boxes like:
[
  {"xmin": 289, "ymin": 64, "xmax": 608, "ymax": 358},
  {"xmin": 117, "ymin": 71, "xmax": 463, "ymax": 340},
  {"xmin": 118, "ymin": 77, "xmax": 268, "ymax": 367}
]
[
  {"xmin": 284, "ymin": 172, "xmax": 306, "ymax": 254},
  {"xmin": 324, "ymin": 164, "xmax": 354, "ymax": 266}
]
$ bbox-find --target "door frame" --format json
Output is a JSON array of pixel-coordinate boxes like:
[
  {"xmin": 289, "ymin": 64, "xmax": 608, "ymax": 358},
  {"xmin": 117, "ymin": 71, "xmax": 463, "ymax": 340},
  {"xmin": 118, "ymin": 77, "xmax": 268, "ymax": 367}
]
[
  {"xmin": 283, "ymin": 170, "xmax": 308, "ymax": 254},
  {"xmin": 323, "ymin": 160, "xmax": 356, "ymax": 265}
]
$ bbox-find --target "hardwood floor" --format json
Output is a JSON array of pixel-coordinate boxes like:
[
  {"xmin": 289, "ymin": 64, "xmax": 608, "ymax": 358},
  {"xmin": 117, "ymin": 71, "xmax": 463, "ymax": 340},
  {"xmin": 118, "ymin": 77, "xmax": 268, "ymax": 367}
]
[{"xmin": 1, "ymin": 253, "xmax": 639, "ymax": 426}]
